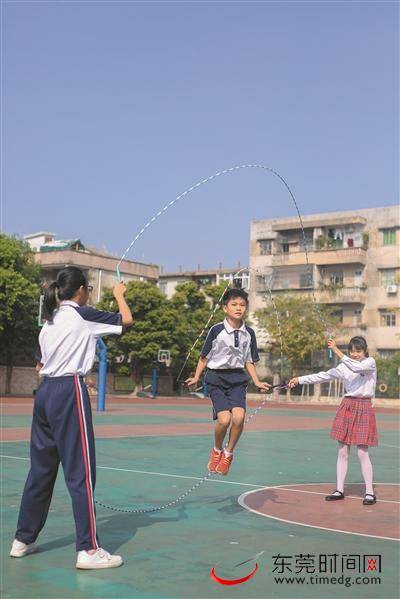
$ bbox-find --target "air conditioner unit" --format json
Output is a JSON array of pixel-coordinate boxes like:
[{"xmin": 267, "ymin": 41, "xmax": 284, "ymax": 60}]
[{"xmin": 386, "ymin": 285, "xmax": 398, "ymax": 294}]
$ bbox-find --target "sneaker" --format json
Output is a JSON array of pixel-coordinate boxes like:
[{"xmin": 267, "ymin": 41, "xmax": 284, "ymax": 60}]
[
  {"xmin": 207, "ymin": 448, "xmax": 222, "ymax": 473},
  {"xmin": 216, "ymin": 452, "xmax": 233, "ymax": 476},
  {"xmin": 10, "ymin": 539, "xmax": 37, "ymax": 558},
  {"xmin": 76, "ymin": 547, "xmax": 123, "ymax": 569}
]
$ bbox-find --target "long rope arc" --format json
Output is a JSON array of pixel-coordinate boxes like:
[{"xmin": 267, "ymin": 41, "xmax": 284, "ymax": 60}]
[{"xmin": 97, "ymin": 164, "xmax": 330, "ymax": 513}]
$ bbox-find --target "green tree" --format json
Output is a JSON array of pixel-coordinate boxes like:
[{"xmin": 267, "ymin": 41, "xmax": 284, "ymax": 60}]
[
  {"xmin": 98, "ymin": 281, "xmax": 172, "ymax": 392},
  {"xmin": 168, "ymin": 281, "xmax": 224, "ymax": 379},
  {"xmin": 0, "ymin": 234, "xmax": 41, "ymax": 394},
  {"xmin": 256, "ymin": 294, "xmax": 339, "ymax": 377},
  {"xmin": 375, "ymin": 352, "xmax": 400, "ymax": 398},
  {"xmin": 97, "ymin": 280, "xmax": 224, "ymax": 393}
]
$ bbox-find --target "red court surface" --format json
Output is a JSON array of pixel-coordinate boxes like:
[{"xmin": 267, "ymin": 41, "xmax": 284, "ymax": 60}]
[{"xmin": 239, "ymin": 483, "xmax": 400, "ymax": 541}]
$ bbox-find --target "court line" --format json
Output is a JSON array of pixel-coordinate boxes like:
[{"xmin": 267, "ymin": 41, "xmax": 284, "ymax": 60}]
[
  {"xmin": 238, "ymin": 484, "xmax": 400, "ymax": 542},
  {"xmin": 1, "ymin": 454, "xmax": 399, "ymax": 502},
  {"xmin": 380, "ymin": 443, "xmax": 400, "ymax": 449},
  {"xmin": 0, "ymin": 454, "xmax": 263, "ymax": 489}
]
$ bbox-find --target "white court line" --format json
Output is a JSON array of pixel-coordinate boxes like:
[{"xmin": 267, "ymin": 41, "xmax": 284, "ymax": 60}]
[
  {"xmin": 238, "ymin": 484, "xmax": 400, "ymax": 542},
  {"xmin": 380, "ymin": 443, "xmax": 400, "ymax": 449},
  {"xmin": 1, "ymin": 454, "xmax": 399, "ymax": 502},
  {"xmin": 0, "ymin": 454, "xmax": 263, "ymax": 489}
]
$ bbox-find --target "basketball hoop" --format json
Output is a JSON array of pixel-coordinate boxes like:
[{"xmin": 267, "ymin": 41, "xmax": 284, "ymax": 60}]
[{"xmin": 157, "ymin": 349, "xmax": 171, "ymax": 367}]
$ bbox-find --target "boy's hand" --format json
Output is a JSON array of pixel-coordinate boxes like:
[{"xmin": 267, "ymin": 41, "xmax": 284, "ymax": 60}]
[
  {"xmin": 288, "ymin": 377, "xmax": 299, "ymax": 388},
  {"xmin": 185, "ymin": 376, "xmax": 199, "ymax": 387},
  {"xmin": 255, "ymin": 381, "xmax": 271, "ymax": 392},
  {"xmin": 113, "ymin": 281, "xmax": 127, "ymax": 299}
]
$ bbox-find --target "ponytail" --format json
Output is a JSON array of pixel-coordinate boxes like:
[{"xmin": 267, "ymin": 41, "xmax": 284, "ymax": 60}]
[
  {"xmin": 43, "ymin": 267, "xmax": 87, "ymax": 320},
  {"xmin": 44, "ymin": 282, "xmax": 59, "ymax": 319}
]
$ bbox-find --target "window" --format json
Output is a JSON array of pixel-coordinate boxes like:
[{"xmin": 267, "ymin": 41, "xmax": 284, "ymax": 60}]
[
  {"xmin": 380, "ymin": 269, "xmax": 397, "ymax": 286},
  {"xmin": 332, "ymin": 309, "xmax": 343, "ymax": 323},
  {"xmin": 382, "ymin": 228, "xmax": 396, "ymax": 245},
  {"xmin": 381, "ymin": 312, "xmax": 396, "ymax": 327},
  {"xmin": 378, "ymin": 349, "xmax": 396, "ymax": 358},
  {"xmin": 158, "ymin": 282, "xmax": 167, "ymax": 295},
  {"xmin": 299, "ymin": 272, "xmax": 313, "ymax": 287},
  {"xmin": 300, "ymin": 235, "xmax": 313, "ymax": 250},
  {"xmin": 354, "ymin": 270, "xmax": 362, "ymax": 287},
  {"xmin": 354, "ymin": 308, "xmax": 362, "ymax": 325},
  {"xmin": 282, "ymin": 243, "xmax": 289, "ymax": 254},
  {"xmin": 330, "ymin": 271, "xmax": 344, "ymax": 285},
  {"xmin": 258, "ymin": 239, "xmax": 273, "ymax": 255}
]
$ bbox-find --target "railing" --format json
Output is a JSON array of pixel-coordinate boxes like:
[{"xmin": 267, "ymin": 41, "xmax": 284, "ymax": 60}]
[
  {"xmin": 317, "ymin": 286, "xmax": 367, "ymax": 302},
  {"xmin": 272, "ymin": 246, "xmax": 366, "ymax": 257},
  {"xmin": 255, "ymin": 284, "xmax": 367, "ymax": 299}
]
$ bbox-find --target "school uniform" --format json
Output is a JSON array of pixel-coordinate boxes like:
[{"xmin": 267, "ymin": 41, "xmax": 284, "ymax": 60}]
[
  {"xmin": 15, "ymin": 301, "xmax": 123, "ymax": 551},
  {"xmin": 299, "ymin": 355, "xmax": 378, "ymax": 446},
  {"xmin": 201, "ymin": 318, "xmax": 259, "ymax": 420}
]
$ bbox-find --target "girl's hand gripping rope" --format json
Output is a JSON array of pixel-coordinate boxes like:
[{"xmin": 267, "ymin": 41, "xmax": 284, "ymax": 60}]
[{"xmin": 287, "ymin": 377, "xmax": 299, "ymax": 389}]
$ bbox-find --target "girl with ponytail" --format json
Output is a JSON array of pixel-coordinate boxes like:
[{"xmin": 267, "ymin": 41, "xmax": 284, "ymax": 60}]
[{"xmin": 11, "ymin": 266, "xmax": 133, "ymax": 570}]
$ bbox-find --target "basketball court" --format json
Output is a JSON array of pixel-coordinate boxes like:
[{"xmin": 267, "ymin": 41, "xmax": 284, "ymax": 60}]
[{"xmin": 1, "ymin": 395, "xmax": 399, "ymax": 598}]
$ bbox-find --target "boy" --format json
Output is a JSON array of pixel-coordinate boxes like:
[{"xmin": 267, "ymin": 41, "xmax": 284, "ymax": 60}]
[{"xmin": 186, "ymin": 288, "xmax": 270, "ymax": 475}]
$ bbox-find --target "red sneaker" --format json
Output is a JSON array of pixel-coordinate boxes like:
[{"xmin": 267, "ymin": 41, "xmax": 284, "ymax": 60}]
[
  {"xmin": 207, "ymin": 448, "xmax": 222, "ymax": 473},
  {"xmin": 216, "ymin": 452, "xmax": 233, "ymax": 475}
]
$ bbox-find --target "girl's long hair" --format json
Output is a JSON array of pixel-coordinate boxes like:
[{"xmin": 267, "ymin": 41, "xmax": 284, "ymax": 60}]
[{"xmin": 44, "ymin": 266, "xmax": 87, "ymax": 319}]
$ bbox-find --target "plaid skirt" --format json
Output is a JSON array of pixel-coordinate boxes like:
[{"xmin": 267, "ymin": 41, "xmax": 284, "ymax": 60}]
[{"xmin": 330, "ymin": 396, "xmax": 378, "ymax": 447}]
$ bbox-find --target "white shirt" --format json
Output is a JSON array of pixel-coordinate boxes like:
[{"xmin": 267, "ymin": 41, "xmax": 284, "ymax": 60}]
[
  {"xmin": 298, "ymin": 355, "xmax": 377, "ymax": 398},
  {"xmin": 201, "ymin": 318, "xmax": 259, "ymax": 369},
  {"xmin": 38, "ymin": 301, "xmax": 123, "ymax": 377}
]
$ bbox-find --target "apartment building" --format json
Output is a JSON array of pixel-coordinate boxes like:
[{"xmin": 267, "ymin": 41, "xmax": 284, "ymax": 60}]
[
  {"xmin": 158, "ymin": 265, "xmax": 249, "ymax": 299},
  {"xmin": 249, "ymin": 205, "xmax": 399, "ymax": 355},
  {"xmin": 24, "ymin": 232, "xmax": 159, "ymax": 302}
]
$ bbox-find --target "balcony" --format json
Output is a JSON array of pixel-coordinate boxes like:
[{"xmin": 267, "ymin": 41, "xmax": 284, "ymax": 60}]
[
  {"xmin": 271, "ymin": 246, "xmax": 367, "ymax": 267},
  {"xmin": 316, "ymin": 286, "xmax": 367, "ymax": 304}
]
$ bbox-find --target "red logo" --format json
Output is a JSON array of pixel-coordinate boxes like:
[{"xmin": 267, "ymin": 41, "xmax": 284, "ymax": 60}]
[
  {"xmin": 210, "ymin": 563, "xmax": 259, "ymax": 586},
  {"xmin": 210, "ymin": 551, "xmax": 263, "ymax": 586}
]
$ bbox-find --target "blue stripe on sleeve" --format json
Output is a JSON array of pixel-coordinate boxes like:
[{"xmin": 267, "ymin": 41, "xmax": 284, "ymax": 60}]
[
  {"xmin": 246, "ymin": 326, "xmax": 260, "ymax": 363},
  {"xmin": 200, "ymin": 323, "xmax": 224, "ymax": 358},
  {"xmin": 74, "ymin": 306, "xmax": 122, "ymax": 326}
]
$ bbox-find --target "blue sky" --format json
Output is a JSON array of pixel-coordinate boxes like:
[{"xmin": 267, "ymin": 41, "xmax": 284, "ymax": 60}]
[{"xmin": 3, "ymin": 1, "xmax": 398, "ymax": 271}]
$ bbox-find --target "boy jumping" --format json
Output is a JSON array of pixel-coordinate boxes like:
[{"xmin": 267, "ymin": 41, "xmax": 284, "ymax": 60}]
[{"xmin": 186, "ymin": 288, "xmax": 270, "ymax": 475}]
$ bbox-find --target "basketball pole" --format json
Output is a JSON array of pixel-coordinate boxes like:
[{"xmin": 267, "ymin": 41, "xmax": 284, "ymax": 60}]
[{"xmin": 97, "ymin": 338, "xmax": 107, "ymax": 411}]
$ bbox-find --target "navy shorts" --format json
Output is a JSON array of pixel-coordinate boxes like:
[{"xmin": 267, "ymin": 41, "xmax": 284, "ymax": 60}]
[{"xmin": 205, "ymin": 369, "xmax": 249, "ymax": 420}]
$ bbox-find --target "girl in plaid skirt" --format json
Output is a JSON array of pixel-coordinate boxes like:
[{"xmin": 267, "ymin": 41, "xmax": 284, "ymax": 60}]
[{"xmin": 288, "ymin": 336, "xmax": 378, "ymax": 506}]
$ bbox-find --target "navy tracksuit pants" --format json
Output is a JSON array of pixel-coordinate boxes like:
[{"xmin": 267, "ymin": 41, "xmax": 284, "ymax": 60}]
[{"xmin": 15, "ymin": 375, "xmax": 99, "ymax": 551}]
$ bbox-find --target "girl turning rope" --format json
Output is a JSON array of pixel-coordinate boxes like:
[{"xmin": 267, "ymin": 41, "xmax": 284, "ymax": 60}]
[
  {"xmin": 10, "ymin": 267, "xmax": 133, "ymax": 569},
  {"xmin": 288, "ymin": 336, "xmax": 378, "ymax": 505}
]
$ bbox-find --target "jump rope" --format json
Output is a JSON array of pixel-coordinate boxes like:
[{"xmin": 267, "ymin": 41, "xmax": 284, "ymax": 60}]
[{"xmin": 95, "ymin": 164, "xmax": 332, "ymax": 514}]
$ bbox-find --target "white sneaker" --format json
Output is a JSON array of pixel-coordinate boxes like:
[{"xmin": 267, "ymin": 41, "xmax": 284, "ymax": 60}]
[
  {"xmin": 10, "ymin": 539, "xmax": 37, "ymax": 558},
  {"xmin": 76, "ymin": 547, "xmax": 123, "ymax": 569}
]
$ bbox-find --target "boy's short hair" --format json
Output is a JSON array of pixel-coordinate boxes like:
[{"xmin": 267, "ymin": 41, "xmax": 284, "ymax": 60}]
[{"xmin": 222, "ymin": 288, "xmax": 249, "ymax": 305}]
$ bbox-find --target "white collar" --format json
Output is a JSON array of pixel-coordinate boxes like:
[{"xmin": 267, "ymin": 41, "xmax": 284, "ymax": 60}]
[
  {"xmin": 60, "ymin": 300, "xmax": 80, "ymax": 307},
  {"xmin": 223, "ymin": 317, "xmax": 246, "ymax": 333}
]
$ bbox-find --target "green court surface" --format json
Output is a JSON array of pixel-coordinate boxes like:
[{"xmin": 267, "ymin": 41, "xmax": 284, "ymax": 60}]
[{"xmin": 1, "ymin": 398, "xmax": 399, "ymax": 599}]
